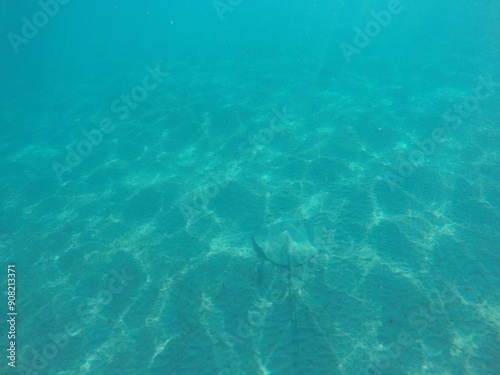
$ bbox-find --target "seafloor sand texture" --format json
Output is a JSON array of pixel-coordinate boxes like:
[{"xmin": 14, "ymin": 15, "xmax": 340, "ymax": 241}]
[{"xmin": 1, "ymin": 50, "xmax": 499, "ymax": 375}]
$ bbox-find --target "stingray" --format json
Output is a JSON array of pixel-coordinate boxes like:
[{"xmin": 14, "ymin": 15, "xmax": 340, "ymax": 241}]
[
  {"xmin": 252, "ymin": 219, "xmax": 318, "ymax": 374},
  {"xmin": 252, "ymin": 219, "xmax": 318, "ymax": 268}
]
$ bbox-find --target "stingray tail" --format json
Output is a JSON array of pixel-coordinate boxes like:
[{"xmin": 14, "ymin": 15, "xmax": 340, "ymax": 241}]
[{"xmin": 288, "ymin": 265, "xmax": 302, "ymax": 374}]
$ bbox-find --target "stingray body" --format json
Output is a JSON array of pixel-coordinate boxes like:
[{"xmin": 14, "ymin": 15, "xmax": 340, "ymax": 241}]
[
  {"xmin": 252, "ymin": 219, "xmax": 318, "ymax": 374},
  {"xmin": 252, "ymin": 219, "xmax": 318, "ymax": 267}
]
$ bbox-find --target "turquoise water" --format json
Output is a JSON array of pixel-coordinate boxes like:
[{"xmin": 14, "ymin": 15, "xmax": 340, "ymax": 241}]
[{"xmin": 1, "ymin": 1, "xmax": 499, "ymax": 374}]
